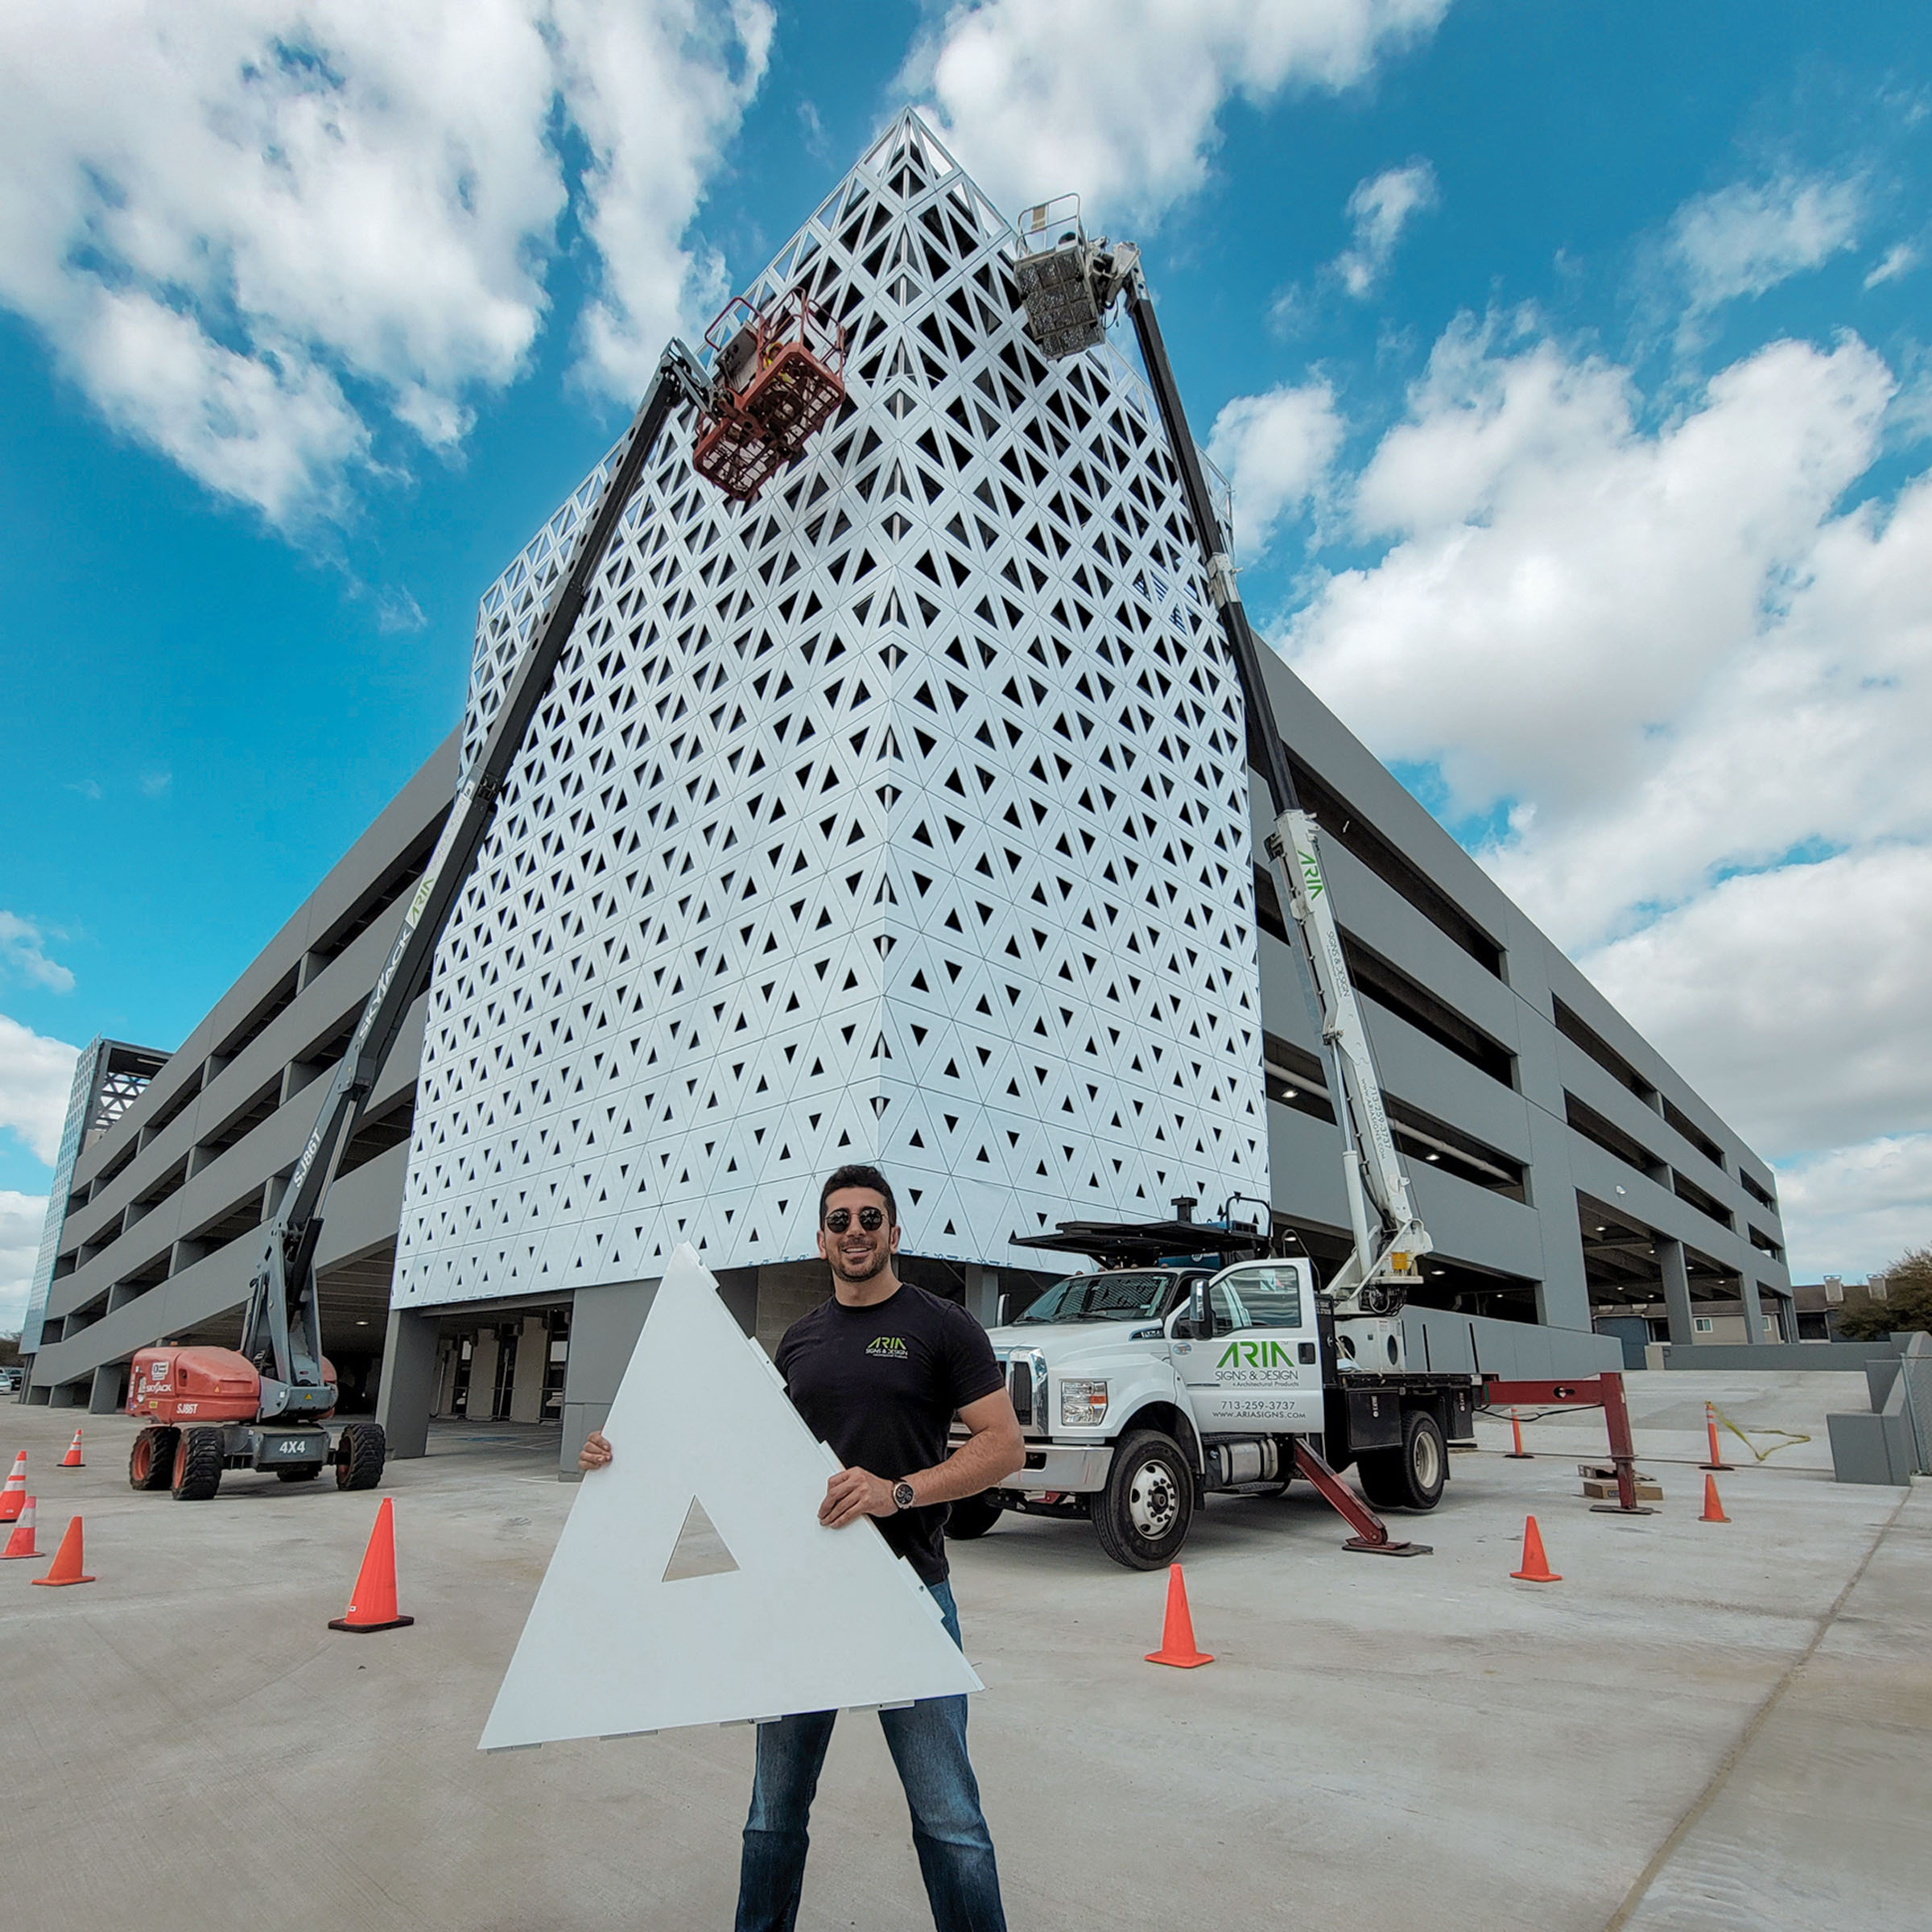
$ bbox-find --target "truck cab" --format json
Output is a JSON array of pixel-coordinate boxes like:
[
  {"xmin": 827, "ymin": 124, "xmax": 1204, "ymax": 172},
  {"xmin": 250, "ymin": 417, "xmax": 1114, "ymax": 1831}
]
[{"xmin": 952, "ymin": 1256, "xmax": 1476, "ymax": 1570}]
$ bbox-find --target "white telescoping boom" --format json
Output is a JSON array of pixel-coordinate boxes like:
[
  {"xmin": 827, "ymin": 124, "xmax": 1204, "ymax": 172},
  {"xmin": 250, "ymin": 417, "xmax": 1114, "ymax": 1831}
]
[{"xmin": 1011, "ymin": 200, "xmax": 1432, "ymax": 1317}]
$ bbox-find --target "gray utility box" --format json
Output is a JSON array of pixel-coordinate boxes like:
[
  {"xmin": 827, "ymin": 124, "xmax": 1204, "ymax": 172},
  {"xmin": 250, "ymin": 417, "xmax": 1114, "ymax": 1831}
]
[{"xmin": 1829, "ymin": 1333, "xmax": 1930, "ymax": 1484}]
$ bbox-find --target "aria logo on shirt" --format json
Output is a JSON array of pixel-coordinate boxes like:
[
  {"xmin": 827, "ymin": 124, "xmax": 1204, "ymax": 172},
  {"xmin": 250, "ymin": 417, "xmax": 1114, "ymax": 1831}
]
[{"xmin": 865, "ymin": 1335, "xmax": 910, "ymax": 1361}]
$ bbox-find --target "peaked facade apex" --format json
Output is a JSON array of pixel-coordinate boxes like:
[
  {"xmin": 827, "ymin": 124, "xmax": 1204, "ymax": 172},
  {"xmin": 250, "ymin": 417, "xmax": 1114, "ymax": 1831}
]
[{"xmin": 393, "ymin": 109, "xmax": 1267, "ymax": 1305}]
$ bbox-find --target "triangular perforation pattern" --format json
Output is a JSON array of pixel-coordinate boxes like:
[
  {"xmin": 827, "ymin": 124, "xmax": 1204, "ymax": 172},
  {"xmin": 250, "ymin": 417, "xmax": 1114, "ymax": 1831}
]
[{"xmin": 394, "ymin": 109, "xmax": 1265, "ymax": 1305}]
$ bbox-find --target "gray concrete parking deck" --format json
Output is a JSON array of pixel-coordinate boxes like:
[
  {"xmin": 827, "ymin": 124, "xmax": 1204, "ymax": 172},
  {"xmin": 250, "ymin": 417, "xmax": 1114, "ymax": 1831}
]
[{"xmin": 0, "ymin": 1392, "xmax": 1924, "ymax": 1932}]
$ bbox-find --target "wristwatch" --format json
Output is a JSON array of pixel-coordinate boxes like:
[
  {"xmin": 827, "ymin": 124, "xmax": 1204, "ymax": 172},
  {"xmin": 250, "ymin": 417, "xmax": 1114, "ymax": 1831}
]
[{"xmin": 892, "ymin": 1480, "xmax": 917, "ymax": 1512}]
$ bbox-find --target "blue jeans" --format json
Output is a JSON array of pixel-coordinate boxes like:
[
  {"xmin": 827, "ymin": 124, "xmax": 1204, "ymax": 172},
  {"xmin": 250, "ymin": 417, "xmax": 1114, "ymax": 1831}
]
[{"xmin": 735, "ymin": 1580, "xmax": 1006, "ymax": 1932}]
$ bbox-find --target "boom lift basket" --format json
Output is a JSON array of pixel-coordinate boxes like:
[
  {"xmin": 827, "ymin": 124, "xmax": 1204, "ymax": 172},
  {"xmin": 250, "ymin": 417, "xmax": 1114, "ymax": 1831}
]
[
  {"xmin": 693, "ymin": 288, "xmax": 848, "ymax": 502},
  {"xmin": 1013, "ymin": 196, "xmax": 1108, "ymax": 357}
]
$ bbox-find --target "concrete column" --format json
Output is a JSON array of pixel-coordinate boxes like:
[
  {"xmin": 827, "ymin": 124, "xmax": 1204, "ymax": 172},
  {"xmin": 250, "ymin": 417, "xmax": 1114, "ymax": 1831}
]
[
  {"xmin": 468, "ymin": 1330, "xmax": 500, "ymax": 1418},
  {"xmin": 508, "ymin": 1316, "xmax": 548, "ymax": 1422},
  {"xmin": 1656, "ymin": 1237, "xmax": 1695, "ymax": 1347},
  {"xmin": 1739, "ymin": 1277, "xmax": 1765, "ymax": 1345},
  {"xmin": 432, "ymin": 1343, "xmax": 458, "ymax": 1417},
  {"xmin": 89, "ymin": 1362, "xmax": 126, "ymax": 1413},
  {"xmin": 374, "ymin": 1307, "xmax": 442, "ymax": 1459},
  {"xmin": 963, "ymin": 1265, "xmax": 1000, "ymax": 1328},
  {"xmin": 559, "ymin": 1278, "xmax": 659, "ymax": 1477}
]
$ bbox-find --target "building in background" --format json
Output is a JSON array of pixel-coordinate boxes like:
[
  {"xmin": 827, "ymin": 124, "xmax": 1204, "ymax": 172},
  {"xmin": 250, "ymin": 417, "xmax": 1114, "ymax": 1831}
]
[
  {"xmin": 20, "ymin": 749, "xmax": 453, "ymax": 1411},
  {"xmin": 21, "ymin": 114, "xmax": 1791, "ymax": 1458},
  {"xmin": 21, "ymin": 1037, "xmax": 168, "ymax": 1356}
]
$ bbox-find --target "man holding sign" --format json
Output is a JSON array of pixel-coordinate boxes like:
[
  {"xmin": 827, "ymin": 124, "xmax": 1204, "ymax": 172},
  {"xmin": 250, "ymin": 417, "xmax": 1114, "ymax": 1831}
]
[{"xmin": 579, "ymin": 1163, "xmax": 1023, "ymax": 1932}]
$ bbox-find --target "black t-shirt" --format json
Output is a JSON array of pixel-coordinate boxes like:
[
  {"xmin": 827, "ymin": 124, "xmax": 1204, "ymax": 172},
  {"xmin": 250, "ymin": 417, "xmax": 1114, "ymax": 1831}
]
[{"xmin": 777, "ymin": 1282, "xmax": 1005, "ymax": 1584}]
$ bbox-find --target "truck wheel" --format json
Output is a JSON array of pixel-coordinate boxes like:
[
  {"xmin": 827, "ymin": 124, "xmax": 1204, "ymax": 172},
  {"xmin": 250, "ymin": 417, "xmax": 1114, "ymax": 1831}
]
[
  {"xmin": 1092, "ymin": 1430, "xmax": 1194, "ymax": 1571},
  {"xmin": 129, "ymin": 1426, "xmax": 179, "ymax": 1492},
  {"xmin": 171, "ymin": 1427, "xmax": 225, "ymax": 1501},
  {"xmin": 1359, "ymin": 1411, "xmax": 1447, "ymax": 1512},
  {"xmin": 276, "ymin": 1465, "xmax": 324, "ymax": 1483},
  {"xmin": 334, "ymin": 1421, "xmax": 387, "ymax": 1491},
  {"xmin": 944, "ymin": 1494, "xmax": 1003, "ymax": 1539}
]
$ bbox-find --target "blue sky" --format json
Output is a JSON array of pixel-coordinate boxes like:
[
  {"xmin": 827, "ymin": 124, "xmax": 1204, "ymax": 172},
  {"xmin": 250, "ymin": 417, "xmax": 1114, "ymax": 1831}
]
[{"xmin": 4, "ymin": 0, "xmax": 1930, "ymax": 1312}]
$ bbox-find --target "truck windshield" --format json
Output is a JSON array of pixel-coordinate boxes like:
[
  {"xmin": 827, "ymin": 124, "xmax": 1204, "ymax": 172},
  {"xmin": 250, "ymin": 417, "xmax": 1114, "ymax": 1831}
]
[{"xmin": 1012, "ymin": 1272, "xmax": 1173, "ymax": 1324}]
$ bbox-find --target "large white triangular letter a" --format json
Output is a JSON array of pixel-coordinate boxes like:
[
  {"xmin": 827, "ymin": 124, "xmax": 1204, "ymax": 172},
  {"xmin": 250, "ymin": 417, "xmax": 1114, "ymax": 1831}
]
[{"xmin": 480, "ymin": 1245, "xmax": 982, "ymax": 1748}]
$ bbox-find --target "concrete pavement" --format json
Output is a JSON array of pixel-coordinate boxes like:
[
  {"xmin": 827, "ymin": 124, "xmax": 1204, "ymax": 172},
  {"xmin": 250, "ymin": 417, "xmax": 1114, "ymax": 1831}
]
[{"xmin": 0, "ymin": 1393, "xmax": 1923, "ymax": 1931}]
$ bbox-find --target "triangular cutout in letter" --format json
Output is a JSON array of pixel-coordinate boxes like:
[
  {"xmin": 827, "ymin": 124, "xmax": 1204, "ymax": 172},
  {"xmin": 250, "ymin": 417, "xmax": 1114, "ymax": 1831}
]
[
  {"xmin": 663, "ymin": 1497, "xmax": 737, "ymax": 1581},
  {"xmin": 479, "ymin": 1244, "xmax": 982, "ymax": 1749}
]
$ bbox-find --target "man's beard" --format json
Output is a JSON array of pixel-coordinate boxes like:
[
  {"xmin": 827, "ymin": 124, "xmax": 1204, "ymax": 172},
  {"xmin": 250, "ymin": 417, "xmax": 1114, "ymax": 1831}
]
[{"xmin": 832, "ymin": 1246, "xmax": 890, "ymax": 1283}]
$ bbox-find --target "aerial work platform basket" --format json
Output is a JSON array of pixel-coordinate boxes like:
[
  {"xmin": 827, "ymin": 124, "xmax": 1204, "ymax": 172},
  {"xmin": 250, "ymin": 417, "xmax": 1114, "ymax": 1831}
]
[{"xmin": 693, "ymin": 288, "xmax": 847, "ymax": 502}]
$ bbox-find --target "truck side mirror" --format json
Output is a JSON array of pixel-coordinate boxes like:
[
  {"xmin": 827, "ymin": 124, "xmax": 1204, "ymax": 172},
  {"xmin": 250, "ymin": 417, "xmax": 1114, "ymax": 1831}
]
[
  {"xmin": 1188, "ymin": 1280, "xmax": 1211, "ymax": 1340},
  {"xmin": 995, "ymin": 1292, "xmax": 1013, "ymax": 1327}
]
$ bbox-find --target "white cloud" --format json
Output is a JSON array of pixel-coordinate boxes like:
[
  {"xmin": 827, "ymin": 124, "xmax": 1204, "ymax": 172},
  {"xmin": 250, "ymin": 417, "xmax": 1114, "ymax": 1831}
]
[
  {"xmin": 1206, "ymin": 381, "xmax": 1343, "ymax": 559},
  {"xmin": 1774, "ymin": 1136, "xmax": 1932, "ymax": 1282},
  {"xmin": 552, "ymin": 0, "xmax": 775, "ymax": 402},
  {"xmin": 1269, "ymin": 313, "xmax": 1932, "ymax": 1262},
  {"xmin": 1332, "ymin": 159, "xmax": 1438, "ymax": 297},
  {"xmin": 1864, "ymin": 242, "xmax": 1918, "ymax": 289},
  {"xmin": 1286, "ymin": 319, "xmax": 1898, "ymax": 913},
  {"xmin": 0, "ymin": 1, "xmax": 773, "ymax": 530},
  {"xmin": 1670, "ymin": 172, "xmax": 1862, "ymax": 311},
  {"xmin": 907, "ymin": 0, "xmax": 1448, "ymax": 223},
  {"xmin": 1583, "ymin": 848, "xmax": 1932, "ymax": 1156},
  {"xmin": 0, "ymin": 1191, "xmax": 51, "ymax": 1334},
  {"xmin": 374, "ymin": 588, "xmax": 427, "ymax": 635},
  {"xmin": 0, "ymin": 914, "xmax": 75, "ymax": 994},
  {"xmin": 0, "ymin": 1015, "xmax": 82, "ymax": 1166}
]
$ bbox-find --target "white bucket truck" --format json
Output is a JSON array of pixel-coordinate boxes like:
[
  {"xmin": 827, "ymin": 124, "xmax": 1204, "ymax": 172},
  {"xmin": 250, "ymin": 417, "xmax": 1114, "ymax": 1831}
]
[{"xmin": 947, "ymin": 1241, "xmax": 1478, "ymax": 1569}]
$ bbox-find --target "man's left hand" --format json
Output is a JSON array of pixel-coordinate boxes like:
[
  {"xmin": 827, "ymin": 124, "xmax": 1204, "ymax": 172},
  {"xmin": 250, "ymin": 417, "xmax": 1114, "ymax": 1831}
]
[{"xmin": 820, "ymin": 1466, "xmax": 900, "ymax": 1527}]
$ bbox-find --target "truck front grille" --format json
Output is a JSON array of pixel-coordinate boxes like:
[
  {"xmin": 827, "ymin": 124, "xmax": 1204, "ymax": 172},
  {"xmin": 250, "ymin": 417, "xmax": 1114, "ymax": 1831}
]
[{"xmin": 1002, "ymin": 1350, "xmax": 1047, "ymax": 1431}]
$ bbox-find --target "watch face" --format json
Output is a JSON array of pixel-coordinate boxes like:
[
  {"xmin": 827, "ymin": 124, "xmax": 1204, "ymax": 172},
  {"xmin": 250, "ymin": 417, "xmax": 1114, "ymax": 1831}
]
[{"xmin": 894, "ymin": 1480, "xmax": 917, "ymax": 1509}]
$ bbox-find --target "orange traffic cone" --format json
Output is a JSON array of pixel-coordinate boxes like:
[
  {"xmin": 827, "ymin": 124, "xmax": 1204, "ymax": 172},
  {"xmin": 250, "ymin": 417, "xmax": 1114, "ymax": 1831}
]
[
  {"xmin": 60, "ymin": 1430, "xmax": 84, "ymax": 1468},
  {"xmin": 1699, "ymin": 1402, "xmax": 1734, "ymax": 1472},
  {"xmin": 1505, "ymin": 1410, "xmax": 1534, "ymax": 1459},
  {"xmin": 0, "ymin": 1496, "xmax": 38, "ymax": 1559},
  {"xmin": 328, "ymin": 1496, "xmax": 415, "ymax": 1633},
  {"xmin": 31, "ymin": 1515, "xmax": 95, "ymax": 1587},
  {"xmin": 1699, "ymin": 1474, "xmax": 1730, "ymax": 1524},
  {"xmin": 1144, "ymin": 1563, "xmax": 1213, "ymax": 1668},
  {"xmin": 1511, "ymin": 1514, "xmax": 1562, "ymax": 1583},
  {"xmin": 0, "ymin": 1451, "xmax": 24, "ymax": 1521}
]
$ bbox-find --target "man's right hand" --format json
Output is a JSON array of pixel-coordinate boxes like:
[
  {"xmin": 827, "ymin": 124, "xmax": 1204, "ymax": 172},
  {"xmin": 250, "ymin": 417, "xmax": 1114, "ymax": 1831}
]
[{"xmin": 579, "ymin": 1428, "xmax": 613, "ymax": 1473}]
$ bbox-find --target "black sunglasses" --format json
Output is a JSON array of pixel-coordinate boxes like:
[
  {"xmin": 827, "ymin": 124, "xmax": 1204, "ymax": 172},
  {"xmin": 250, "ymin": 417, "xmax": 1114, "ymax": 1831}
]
[{"xmin": 823, "ymin": 1206, "xmax": 886, "ymax": 1233}]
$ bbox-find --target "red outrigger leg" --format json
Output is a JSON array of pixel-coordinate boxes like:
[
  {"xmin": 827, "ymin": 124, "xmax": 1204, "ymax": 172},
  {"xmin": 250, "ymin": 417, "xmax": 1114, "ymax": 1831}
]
[
  {"xmin": 1290, "ymin": 1440, "xmax": 1432, "ymax": 1557},
  {"xmin": 1484, "ymin": 1372, "xmax": 1655, "ymax": 1515}
]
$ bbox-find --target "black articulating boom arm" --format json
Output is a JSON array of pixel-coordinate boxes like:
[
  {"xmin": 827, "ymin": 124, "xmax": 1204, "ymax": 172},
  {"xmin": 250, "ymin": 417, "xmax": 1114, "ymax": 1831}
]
[
  {"xmin": 1117, "ymin": 266, "xmax": 1430, "ymax": 1312},
  {"xmin": 1121, "ymin": 280, "xmax": 1301, "ymax": 825},
  {"xmin": 241, "ymin": 342, "xmax": 712, "ymax": 1418},
  {"xmin": 1011, "ymin": 208, "xmax": 1430, "ymax": 1314}
]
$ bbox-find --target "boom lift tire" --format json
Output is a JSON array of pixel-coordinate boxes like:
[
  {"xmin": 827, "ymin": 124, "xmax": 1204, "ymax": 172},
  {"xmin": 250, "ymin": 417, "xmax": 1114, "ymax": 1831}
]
[
  {"xmin": 1092, "ymin": 1429, "xmax": 1195, "ymax": 1571},
  {"xmin": 1356, "ymin": 1410, "xmax": 1446, "ymax": 1512},
  {"xmin": 334, "ymin": 1422, "xmax": 386, "ymax": 1492},
  {"xmin": 943, "ymin": 1493, "xmax": 1004, "ymax": 1539},
  {"xmin": 171, "ymin": 1426, "xmax": 225, "ymax": 1501},
  {"xmin": 130, "ymin": 1425, "xmax": 179, "ymax": 1491}
]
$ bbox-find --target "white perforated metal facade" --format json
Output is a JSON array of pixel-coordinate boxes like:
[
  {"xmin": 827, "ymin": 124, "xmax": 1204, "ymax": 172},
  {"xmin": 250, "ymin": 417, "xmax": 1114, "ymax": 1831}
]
[{"xmin": 390, "ymin": 111, "xmax": 1267, "ymax": 1308}]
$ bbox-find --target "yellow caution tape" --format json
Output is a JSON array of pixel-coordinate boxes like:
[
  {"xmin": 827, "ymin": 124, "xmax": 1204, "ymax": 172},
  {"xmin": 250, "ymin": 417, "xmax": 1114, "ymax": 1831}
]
[{"xmin": 1711, "ymin": 1401, "xmax": 1810, "ymax": 1462}]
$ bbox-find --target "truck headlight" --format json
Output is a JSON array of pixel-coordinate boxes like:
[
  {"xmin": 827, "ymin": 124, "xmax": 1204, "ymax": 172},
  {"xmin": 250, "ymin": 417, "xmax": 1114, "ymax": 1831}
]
[{"xmin": 1060, "ymin": 1379, "xmax": 1108, "ymax": 1426}]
